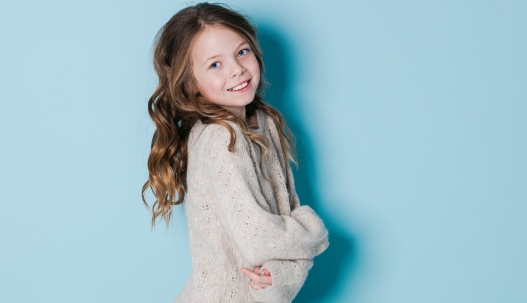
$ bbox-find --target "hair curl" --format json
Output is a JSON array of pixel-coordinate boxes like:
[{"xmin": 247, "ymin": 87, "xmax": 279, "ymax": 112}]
[{"xmin": 142, "ymin": 2, "xmax": 297, "ymax": 227}]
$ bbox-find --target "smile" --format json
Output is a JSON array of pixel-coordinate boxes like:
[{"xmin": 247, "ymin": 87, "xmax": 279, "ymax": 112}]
[{"xmin": 227, "ymin": 79, "xmax": 251, "ymax": 92}]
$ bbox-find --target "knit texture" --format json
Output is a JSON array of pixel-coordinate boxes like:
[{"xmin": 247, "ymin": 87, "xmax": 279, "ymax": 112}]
[{"xmin": 173, "ymin": 109, "xmax": 329, "ymax": 303}]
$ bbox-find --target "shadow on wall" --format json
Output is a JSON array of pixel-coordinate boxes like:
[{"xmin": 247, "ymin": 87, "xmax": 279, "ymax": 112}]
[{"xmin": 257, "ymin": 24, "xmax": 358, "ymax": 302}]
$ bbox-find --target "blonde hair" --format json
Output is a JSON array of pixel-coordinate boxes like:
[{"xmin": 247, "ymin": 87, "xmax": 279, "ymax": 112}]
[{"xmin": 143, "ymin": 2, "xmax": 297, "ymax": 227}]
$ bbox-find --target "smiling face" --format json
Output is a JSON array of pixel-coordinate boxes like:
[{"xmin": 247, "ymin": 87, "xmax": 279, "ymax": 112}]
[{"xmin": 191, "ymin": 25, "xmax": 260, "ymax": 118}]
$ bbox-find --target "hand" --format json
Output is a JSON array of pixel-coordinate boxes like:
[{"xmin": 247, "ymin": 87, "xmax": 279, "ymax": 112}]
[{"xmin": 241, "ymin": 266, "xmax": 272, "ymax": 290}]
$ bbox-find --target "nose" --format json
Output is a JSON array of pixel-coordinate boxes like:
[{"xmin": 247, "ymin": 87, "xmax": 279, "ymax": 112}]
[{"xmin": 230, "ymin": 60, "xmax": 246, "ymax": 78}]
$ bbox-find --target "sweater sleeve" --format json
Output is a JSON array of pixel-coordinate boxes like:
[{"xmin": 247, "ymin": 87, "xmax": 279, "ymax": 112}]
[
  {"xmin": 203, "ymin": 124, "xmax": 328, "ymax": 266},
  {"xmin": 284, "ymin": 146, "xmax": 329, "ymax": 255},
  {"xmin": 249, "ymin": 259, "xmax": 314, "ymax": 303},
  {"xmin": 250, "ymin": 159, "xmax": 329, "ymax": 303}
]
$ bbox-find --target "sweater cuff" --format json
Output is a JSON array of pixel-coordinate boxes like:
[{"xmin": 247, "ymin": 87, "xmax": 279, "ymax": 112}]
[
  {"xmin": 249, "ymin": 259, "xmax": 314, "ymax": 303},
  {"xmin": 291, "ymin": 205, "xmax": 330, "ymax": 257}
]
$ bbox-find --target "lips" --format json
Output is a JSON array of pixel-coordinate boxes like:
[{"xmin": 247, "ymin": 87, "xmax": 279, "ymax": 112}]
[{"xmin": 227, "ymin": 79, "xmax": 251, "ymax": 91}]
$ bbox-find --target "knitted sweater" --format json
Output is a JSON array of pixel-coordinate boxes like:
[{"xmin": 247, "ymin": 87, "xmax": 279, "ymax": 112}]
[{"xmin": 173, "ymin": 109, "xmax": 330, "ymax": 303}]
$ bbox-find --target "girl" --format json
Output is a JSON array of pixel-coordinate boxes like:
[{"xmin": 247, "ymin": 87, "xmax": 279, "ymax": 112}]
[{"xmin": 142, "ymin": 3, "xmax": 329, "ymax": 302}]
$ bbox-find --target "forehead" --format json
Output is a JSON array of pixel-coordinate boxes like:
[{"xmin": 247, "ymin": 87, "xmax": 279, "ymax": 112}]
[{"xmin": 191, "ymin": 25, "xmax": 247, "ymax": 63}]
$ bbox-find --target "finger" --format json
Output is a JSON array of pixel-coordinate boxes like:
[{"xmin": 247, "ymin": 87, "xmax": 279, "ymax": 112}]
[
  {"xmin": 251, "ymin": 274, "xmax": 273, "ymax": 287},
  {"xmin": 254, "ymin": 266, "xmax": 261, "ymax": 273},
  {"xmin": 241, "ymin": 268, "xmax": 261, "ymax": 281},
  {"xmin": 250, "ymin": 280, "xmax": 267, "ymax": 290},
  {"xmin": 241, "ymin": 268, "xmax": 273, "ymax": 286},
  {"xmin": 263, "ymin": 269, "xmax": 270, "ymax": 276},
  {"xmin": 256, "ymin": 275, "xmax": 272, "ymax": 285},
  {"xmin": 253, "ymin": 281, "xmax": 272, "ymax": 287}
]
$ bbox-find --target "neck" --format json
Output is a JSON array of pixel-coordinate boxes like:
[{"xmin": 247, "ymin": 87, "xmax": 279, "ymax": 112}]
[{"xmin": 222, "ymin": 105, "xmax": 247, "ymax": 124}]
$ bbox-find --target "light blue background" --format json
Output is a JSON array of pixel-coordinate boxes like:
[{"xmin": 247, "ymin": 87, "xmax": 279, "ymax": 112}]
[{"xmin": 1, "ymin": 1, "xmax": 526, "ymax": 302}]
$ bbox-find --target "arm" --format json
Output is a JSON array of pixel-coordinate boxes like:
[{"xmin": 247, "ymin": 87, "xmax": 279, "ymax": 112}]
[
  {"xmin": 249, "ymin": 160, "xmax": 329, "ymax": 302},
  {"xmin": 285, "ymin": 153, "xmax": 329, "ymax": 256},
  {"xmin": 203, "ymin": 124, "xmax": 328, "ymax": 266},
  {"xmin": 249, "ymin": 259, "xmax": 314, "ymax": 303},
  {"xmin": 247, "ymin": 119, "xmax": 329, "ymax": 302}
]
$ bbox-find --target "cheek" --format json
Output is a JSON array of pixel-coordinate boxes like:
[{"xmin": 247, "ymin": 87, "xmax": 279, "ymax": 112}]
[
  {"xmin": 196, "ymin": 73, "xmax": 222, "ymax": 92},
  {"xmin": 210, "ymin": 76, "xmax": 226, "ymax": 91},
  {"xmin": 248, "ymin": 56, "xmax": 260, "ymax": 83},
  {"xmin": 198, "ymin": 74, "xmax": 227, "ymax": 102}
]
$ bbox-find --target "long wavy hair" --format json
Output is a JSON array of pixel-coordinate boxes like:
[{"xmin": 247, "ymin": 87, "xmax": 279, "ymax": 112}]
[{"xmin": 142, "ymin": 2, "xmax": 297, "ymax": 227}]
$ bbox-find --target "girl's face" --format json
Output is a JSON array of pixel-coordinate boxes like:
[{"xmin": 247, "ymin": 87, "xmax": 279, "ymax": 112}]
[{"xmin": 191, "ymin": 25, "xmax": 260, "ymax": 118}]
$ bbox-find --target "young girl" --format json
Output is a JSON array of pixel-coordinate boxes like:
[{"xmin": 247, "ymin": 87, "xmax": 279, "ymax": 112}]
[{"xmin": 142, "ymin": 3, "xmax": 329, "ymax": 302}]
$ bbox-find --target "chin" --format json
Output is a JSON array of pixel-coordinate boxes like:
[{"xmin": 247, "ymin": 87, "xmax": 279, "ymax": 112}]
[{"xmin": 239, "ymin": 95, "xmax": 256, "ymax": 106}]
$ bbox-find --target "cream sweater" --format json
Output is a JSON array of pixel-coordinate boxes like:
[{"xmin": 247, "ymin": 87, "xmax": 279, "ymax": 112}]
[{"xmin": 173, "ymin": 109, "xmax": 329, "ymax": 303}]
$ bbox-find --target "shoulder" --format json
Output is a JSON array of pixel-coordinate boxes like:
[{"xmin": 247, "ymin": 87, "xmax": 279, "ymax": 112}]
[
  {"xmin": 256, "ymin": 109, "xmax": 279, "ymax": 134},
  {"xmin": 258, "ymin": 109, "xmax": 283, "ymax": 144},
  {"xmin": 188, "ymin": 119, "xmax": 247, "ymax": 153}
]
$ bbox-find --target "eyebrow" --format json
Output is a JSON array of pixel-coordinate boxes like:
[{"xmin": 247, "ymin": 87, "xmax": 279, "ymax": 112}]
[{"xmin": 201, "ymin": 41, "xmax": 249, "ymax": 67}]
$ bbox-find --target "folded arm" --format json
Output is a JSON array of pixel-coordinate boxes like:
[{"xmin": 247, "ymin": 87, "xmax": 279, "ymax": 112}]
[
  {"xmin": 202, "ymin": 124, "xmax": 328, "ymax": 266},
  {"xmin": 248, "ymin": 259, "xmax": 314, "ymax": 303},
  {"xmin": 249, "ymin": 144, "xmax": 329, "ymax": 302}
]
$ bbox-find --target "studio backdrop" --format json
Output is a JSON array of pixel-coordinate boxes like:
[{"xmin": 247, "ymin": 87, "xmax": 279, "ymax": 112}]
[{"xmin": 1, "ymin": 1, "xmax": 526, "ymax": 302}]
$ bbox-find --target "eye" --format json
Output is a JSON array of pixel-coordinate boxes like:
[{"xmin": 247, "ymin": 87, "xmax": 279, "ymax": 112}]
[
  {"xmin": 238, "ymin": 49, "xmax": 249, "ymax": 56},
  {"xmin": 210, "ymin": 62, "xmax": 220, "ymax": 69}
]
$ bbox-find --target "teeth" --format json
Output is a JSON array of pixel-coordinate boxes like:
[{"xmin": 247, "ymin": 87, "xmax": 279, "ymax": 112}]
[{"xmin": 230, "ymin": 81, "xmax": 248, "ymax": 91}]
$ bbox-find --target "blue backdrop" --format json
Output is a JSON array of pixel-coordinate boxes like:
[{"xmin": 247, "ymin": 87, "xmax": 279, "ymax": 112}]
[{"xmin": 1, "ymin": 1, "xmax": 526, "ymax": 302}]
